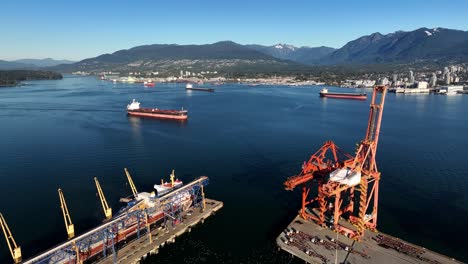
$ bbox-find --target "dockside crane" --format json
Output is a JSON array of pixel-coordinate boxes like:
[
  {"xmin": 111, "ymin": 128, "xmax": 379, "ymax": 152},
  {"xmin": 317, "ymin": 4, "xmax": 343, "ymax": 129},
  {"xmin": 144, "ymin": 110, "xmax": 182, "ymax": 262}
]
[
  {"xmin": 0, "ymin": 213, "xmax": 21, "ymax": 263},
  {"xmin": 124, "ymin": 168, "xmax": 139, "ymax": 198},
  {"xmin": 94, "ymin": 177, "xmax": 112, "ymax": 220},
  {"xmin": 284, "ymin": 85, "xmax": 388, "ymax": 241},
  {"xmin": 58, "ymin": 188, "xmax": 75, "ymax": 239}
]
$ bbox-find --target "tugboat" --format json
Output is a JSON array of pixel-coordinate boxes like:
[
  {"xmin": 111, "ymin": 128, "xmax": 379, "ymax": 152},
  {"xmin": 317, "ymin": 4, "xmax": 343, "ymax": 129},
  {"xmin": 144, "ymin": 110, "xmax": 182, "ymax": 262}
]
[
  {"xmin": 143, "ymin": 81, "xmax": 155, "ymax": 87},
  {"xmin": 154, "ymin": 169, "xmax": 183, "ymax": 196},
  {"xmin": 127, "ymin": 99, "xmax": 188, "ymax": 120},
  {"xmin": 319, "ymin": 88, "xmax": 367, "ymax": 100}
]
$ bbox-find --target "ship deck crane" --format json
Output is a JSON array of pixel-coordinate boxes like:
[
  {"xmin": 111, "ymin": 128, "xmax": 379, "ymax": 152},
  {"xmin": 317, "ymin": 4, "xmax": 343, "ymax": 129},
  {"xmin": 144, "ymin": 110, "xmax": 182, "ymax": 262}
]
[
  {"xmin": 284, "ymin": 85, "xmax": 388, "ymax": 240},
  {"xmin": 0, "ymin": 213, "xmax": 22, "ymax": 263},
  {"xmin": 58, "ymin": 188, "xmax": 75, "ymax": 239},
  {"xmin": 94, "ymin": 177, "xmax": 112, "ymax": 220},
  {"xmin": 124, "ymin": 168, "xmax": 138, "ymax": 198}
]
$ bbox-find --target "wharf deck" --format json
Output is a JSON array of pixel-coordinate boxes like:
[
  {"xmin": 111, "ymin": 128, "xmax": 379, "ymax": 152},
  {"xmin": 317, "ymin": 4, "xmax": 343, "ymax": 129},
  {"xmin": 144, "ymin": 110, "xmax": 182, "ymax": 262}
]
[
  {"xmin": 277, "ymin": 213, "xmax": 462, "ymax": 264},
  {"xmin": 97, "ymin": 198, "xmax": 223, "ymax": 264}
]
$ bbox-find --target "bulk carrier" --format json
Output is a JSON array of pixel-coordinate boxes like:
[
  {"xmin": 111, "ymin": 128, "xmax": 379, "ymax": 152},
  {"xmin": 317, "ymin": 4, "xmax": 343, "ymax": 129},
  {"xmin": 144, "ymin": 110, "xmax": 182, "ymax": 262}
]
[
  {"xmin": 319, "ymin": 88, "xmax": 367, "ymax": 100},
  {"xmin": 127, "ymin": 99, "xmax": 188, "ymax": 120}
]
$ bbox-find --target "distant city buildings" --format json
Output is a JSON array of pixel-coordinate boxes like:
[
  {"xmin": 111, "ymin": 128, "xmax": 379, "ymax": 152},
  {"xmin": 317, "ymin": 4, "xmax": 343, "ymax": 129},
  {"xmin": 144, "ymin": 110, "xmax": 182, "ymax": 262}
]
[
  {"xmin": 445, "ymin": 71, "xmax": 451, "ymax": 85},
  {"xmin": 409, "ymin": 70, "xmax": 415, "ymax": 84},
  {"xmin": 430, "ymin": 73, "xmax": 437, "ymax": 87},
  {"xmin": 416, "ymin": 81, "xmax": 428, "ymax": 89}
]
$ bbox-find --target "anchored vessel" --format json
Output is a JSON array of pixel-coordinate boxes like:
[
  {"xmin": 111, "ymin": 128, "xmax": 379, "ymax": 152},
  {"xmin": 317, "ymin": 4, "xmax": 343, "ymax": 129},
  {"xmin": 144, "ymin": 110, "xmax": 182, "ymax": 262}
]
[
  {"xmin": 319, "ymin": 88, "xmax": 367, "ymax": 100},
  {"xmin": 185, "ymin": 83, "xmax": 215, "ymax": 92},
  {"xmin": 127, "ymin": 99, "xmax": 188, "ymax": 120}
]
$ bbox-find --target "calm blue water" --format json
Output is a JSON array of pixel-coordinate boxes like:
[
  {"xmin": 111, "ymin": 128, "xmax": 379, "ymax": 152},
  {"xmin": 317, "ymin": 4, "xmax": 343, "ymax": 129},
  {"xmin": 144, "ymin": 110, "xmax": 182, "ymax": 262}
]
[{"xmin": 0, "ymin": 76, "xmax": 467, "ymax": 263}]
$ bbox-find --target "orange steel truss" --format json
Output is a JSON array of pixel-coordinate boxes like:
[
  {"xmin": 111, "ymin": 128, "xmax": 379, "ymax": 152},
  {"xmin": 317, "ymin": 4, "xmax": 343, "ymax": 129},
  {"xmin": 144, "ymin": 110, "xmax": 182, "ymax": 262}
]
[{"xmin": 284, "ymin": 85, "xmax": 388, "ymax": 240}]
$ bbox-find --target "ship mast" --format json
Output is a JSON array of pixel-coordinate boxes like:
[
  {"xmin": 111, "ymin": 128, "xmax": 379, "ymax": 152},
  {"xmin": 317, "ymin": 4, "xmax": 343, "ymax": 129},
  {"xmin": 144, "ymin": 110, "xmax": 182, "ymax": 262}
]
[{"xmin": 170, "ymin": 169, "xmax": 175, "ymax": 187}]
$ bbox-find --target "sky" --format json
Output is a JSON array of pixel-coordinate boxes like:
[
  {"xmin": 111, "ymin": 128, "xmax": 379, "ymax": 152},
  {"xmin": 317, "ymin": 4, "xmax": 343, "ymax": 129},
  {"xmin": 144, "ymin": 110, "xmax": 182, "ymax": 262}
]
[{"xmin": 1, "ymin": 0, "xmax": 468, "ymax": 61}]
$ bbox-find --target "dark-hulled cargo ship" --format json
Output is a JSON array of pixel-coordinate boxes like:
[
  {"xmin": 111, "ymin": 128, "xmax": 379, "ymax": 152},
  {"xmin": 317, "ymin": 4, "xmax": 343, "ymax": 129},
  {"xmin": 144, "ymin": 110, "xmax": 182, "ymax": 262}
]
[
  {"xmin": 319, "ymin": 88, "xmax": 367, "ymax": 100},
  {"xmin": 185, "ymin": 83, "xmax": 215, "ymax": 92},
  {"xmin": 127, "ymin": 99, "xmax": 188, "ymax": 120}
]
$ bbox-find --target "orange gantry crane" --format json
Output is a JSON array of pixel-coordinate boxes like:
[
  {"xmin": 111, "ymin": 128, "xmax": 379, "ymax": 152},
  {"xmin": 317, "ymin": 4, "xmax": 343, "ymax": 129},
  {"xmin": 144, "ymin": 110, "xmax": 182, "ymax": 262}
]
[{"xmin": 284, "ymin": 85, "xmax": 387, "ymax": 240}]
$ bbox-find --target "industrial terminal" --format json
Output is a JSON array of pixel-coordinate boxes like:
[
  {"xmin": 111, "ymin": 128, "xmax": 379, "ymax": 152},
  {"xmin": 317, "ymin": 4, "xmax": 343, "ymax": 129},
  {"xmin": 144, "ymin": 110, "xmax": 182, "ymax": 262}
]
[
  {"xmin": 277, "ymin": 86, "xmax": 462, "ymax": 264},
  {"xmin": 0, "ymin": 169, "xmax": 223, "ymax": 264}
]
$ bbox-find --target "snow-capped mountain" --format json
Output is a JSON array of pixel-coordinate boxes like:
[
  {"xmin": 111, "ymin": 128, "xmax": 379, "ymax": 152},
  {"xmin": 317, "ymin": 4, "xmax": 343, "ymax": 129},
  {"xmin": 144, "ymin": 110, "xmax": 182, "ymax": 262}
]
[
  {"xmin": 246, "ymin": 43, "xmax": 335, "ymax": 65},
  {"xmin": 322, "ymin": 27, "xmax": 468, "ymax": 64}
]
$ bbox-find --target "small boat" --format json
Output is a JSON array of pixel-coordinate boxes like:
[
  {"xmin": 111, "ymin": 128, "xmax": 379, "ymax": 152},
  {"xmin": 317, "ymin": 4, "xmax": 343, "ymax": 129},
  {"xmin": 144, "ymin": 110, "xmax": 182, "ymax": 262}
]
[
  {"xmin": 185, "ymin": 83, "xmax": 214, "ymax": 92},
  {"xmin": 127, "ymin": 99, "xmax": 188, "ymax": 120},
  {"xmin": 144, "ymin": 81, "xmax": 155, "ymax": 87},
  {"xmin": 319, "ymin": 88, "xmax": 367, "ymax": 100},
  {"xmin": 154, "ymin": 170, "xmax": 183, "ymax": 196}
]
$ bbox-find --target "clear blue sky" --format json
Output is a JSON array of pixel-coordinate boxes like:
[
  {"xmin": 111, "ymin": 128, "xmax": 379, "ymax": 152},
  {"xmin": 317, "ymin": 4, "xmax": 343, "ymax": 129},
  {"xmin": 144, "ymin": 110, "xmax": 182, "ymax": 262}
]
[{"xmin": 1, "ymin": 0, "xmax": 467, "ymax": 61}]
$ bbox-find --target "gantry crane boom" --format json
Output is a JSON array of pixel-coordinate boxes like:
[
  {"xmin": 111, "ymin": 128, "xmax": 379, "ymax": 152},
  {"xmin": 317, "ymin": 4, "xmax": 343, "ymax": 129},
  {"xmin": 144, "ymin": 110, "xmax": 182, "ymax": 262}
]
[
  {"xmin": 94, "ymin": 177, "xmax": 112, "ymax": 220},
  {"xmin": 0, "ymin": 213, "xmax": 22, "ymax": 263},
  {"xmin": 284, "ymin": 141, "xmax": 353, "ymax": 191},
  {"xmin": 58, "ymin": 188, "xmax": 75, "ymax": 239},
  {"xmin": 124, "ymin": 168, "xmax": 138, "ymax": 198}
]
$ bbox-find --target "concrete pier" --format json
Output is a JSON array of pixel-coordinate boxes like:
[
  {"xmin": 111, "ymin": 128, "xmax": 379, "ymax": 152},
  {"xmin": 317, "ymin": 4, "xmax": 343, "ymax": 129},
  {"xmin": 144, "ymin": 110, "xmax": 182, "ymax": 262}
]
[
  {"xmin": 277, "ymin": 214, "xmax": 462, "ymax": 264},
  {"xmin": 97, "ymin": 198, "xmax": 223, "ymax": 264}
]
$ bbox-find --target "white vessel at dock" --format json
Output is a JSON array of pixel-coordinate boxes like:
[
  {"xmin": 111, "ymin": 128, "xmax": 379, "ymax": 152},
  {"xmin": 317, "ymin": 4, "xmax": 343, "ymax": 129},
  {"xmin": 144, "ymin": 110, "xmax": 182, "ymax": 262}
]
[
  {"xmin": 436, "ymin": 85, "xmax": 464, "ymax": 95},
  {"xmin": 154, "ymin": 169, "xmax": 183, "ymax": 196}
]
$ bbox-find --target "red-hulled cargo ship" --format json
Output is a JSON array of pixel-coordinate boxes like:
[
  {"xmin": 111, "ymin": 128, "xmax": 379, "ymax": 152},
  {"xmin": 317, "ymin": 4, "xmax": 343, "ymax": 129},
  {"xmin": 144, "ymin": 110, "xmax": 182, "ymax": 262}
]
[
  {"xmin": 319, "ymin": 88, "xmax": 367, "ymax": 100},
  {"xmin": 127, "ymin": 99, "xmax": 188, "ymax": 120},
  {"xmin": 75, "ymin": 190, "xmax": 192, "ymax": 263}
]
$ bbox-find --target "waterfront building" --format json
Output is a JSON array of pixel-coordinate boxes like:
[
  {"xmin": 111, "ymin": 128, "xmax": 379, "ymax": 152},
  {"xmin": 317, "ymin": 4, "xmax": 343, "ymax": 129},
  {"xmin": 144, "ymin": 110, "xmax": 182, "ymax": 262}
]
[{"xmin": 416, "ymin": 81, "xmax": 428, "ymax": 89}]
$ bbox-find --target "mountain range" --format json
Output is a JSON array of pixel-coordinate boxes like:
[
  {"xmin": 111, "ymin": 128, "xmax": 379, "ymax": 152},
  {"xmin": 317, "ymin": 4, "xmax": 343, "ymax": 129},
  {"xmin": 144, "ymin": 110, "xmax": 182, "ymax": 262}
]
[
  {"xmin": 245, "ymin": 44, "xmax": 336, "ymax": 65},
  {"xmin": 322, "ymin": 27, "xmax": 468, "ymax": 64},
  {"xmin": 52, "ymin": 41, "xmax": 306, "ymax": 74},
  {"xmin": 2, "ymin": 27, "xmax": 468, "ymax": 73},
  {"xmin": 0, "ymin": 58, "xmax": 74, "ymax": 70}
]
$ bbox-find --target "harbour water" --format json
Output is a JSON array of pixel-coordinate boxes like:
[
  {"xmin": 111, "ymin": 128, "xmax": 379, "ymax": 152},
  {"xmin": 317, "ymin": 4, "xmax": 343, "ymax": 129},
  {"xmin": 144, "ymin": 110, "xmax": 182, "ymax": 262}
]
[{"xmin": 0, "ymin": 76, "xmax": 467, "ymax": 263}]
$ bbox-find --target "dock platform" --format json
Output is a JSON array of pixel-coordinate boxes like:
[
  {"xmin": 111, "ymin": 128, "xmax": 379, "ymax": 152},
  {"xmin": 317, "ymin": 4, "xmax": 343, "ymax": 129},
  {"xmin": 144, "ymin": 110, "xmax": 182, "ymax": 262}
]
[
  {"xmin": 97, "ymin": 198, "xmax": 223, "ymax": 264},
  {"xmin": 277, "ymin": 214, "xmax": 461, "ymax": 264}
]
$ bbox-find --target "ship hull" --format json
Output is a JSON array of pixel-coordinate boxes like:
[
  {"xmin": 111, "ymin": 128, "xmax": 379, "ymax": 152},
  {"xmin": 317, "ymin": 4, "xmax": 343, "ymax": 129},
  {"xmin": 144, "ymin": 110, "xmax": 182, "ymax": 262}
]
[
  {"xmin": 186, "ymin": 87, "xmax": 215, "ymax": 92},
  {"xmin": 79, "ymin": 211, "xmax": 165, "ymax": 261},
  {"xmin": 320, "ymin": 92, "xmax": 367, "ymax": 100},
  {"xmin": 128, "ymin": 109, "xmax": 188, "ymax": 120}
]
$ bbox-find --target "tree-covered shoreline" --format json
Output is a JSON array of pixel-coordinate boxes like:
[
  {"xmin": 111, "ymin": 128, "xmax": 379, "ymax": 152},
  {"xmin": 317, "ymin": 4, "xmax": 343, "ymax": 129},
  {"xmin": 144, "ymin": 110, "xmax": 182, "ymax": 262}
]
[{"xmin": 0, "ymin": 70, "xmax": 62, "ymax": 86}]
